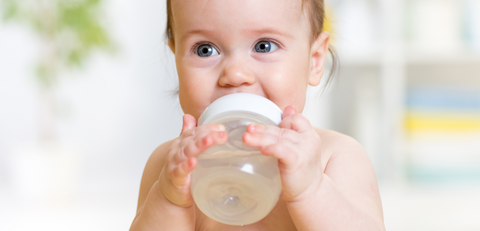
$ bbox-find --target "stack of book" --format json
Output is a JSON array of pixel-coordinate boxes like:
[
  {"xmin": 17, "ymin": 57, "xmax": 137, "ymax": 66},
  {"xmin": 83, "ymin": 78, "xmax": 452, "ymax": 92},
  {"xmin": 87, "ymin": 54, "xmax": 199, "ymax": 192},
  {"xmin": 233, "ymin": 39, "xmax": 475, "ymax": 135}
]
[{"xmin": 405, "ymin": 87, "xmax": 480, "ymax": 182}]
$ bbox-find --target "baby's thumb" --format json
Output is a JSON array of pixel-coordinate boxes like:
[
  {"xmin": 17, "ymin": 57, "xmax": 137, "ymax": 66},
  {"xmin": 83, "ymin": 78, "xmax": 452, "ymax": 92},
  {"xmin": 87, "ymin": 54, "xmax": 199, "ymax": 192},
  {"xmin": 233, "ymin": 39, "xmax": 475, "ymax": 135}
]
[
  {"xmin": 282, "ymin": 105, "xmax": 297, "ymax": 119},
  {"xmin": 181, "ymin": 114, "xmax": 197, "ymax": 135}
]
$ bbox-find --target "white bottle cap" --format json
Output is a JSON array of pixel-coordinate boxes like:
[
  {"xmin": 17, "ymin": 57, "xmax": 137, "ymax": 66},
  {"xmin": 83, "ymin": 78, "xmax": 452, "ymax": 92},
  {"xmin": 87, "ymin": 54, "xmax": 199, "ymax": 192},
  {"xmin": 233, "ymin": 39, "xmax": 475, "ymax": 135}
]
[{"xmin": 198, "ymin": 93, "xmax": 283, "ymax": 125}]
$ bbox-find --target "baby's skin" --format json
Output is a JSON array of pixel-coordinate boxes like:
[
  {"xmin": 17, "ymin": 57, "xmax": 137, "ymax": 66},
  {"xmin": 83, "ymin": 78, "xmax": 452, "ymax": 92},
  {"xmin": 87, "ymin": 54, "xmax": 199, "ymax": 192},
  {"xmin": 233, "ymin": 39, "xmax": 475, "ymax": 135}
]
[{"xmin": 130, "ymin": 0, "xmax": 385, "ymax": 230}]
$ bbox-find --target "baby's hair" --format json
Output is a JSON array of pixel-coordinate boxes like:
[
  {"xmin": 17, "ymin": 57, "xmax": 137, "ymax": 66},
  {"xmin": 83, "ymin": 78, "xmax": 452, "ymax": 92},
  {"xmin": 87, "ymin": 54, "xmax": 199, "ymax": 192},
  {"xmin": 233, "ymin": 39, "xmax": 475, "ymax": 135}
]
[{"xmin": 165, "ymin": 0, "xmax": 338, "ymax": 88}]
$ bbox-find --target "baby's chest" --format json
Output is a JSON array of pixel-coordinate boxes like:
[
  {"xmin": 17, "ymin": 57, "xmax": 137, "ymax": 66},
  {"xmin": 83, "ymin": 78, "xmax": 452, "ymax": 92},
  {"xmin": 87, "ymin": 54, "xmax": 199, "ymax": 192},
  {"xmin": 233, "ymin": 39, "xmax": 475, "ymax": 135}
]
[{"xmin": 195, "ymin": 199, "xmax": 297, "ymax": 231}]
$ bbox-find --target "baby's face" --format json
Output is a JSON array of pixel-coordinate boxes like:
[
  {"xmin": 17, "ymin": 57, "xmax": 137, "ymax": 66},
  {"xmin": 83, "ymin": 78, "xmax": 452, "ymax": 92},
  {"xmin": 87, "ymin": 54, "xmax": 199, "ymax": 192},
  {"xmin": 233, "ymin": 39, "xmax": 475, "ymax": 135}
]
[{"xmin": 170, "ymin": 0, "xmax": 326, "ymax": 120}]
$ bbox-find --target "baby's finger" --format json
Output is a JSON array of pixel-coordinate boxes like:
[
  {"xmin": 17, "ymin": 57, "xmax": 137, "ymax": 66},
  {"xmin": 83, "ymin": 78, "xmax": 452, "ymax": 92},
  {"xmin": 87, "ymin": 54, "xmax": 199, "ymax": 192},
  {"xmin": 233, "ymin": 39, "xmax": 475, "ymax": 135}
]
[
  {"xmin": 170, "ymin": 136, "xmax": 192, "ymax": 165},
  {"xmin": 183, "ymin": 130, "xmax": 227, "ymax": 159},
  {"xmin": 246, "ymin": 124, "xmax": 299, "ymax": 144},
  {"xmin": 261, "ymin": 142, "xmax": 297, "ymax": 167},
  {"xmin": 281, "ymin": 105, "xmax": 297, "ymax": 119},
  {"xmin": 171, "ymin": 158, "xmax": 197, "ymax": 186},
  {"xmin": 180, "ymin": 114, "xmax": 197, "ymax": 136},
  {"xmin": 243, "ymin": 128, "xmax": 299, "ymax": 147},
  {"xmin": 173, "ymin": 130, "xmax": 210, "ymax": 164},
  {"xmin": 280, "ymin": 113, "xmax": 312, "ymax": 133},
  {"xmin": 171, "ymin": 125, "xmax": 226, "ymax": 166},
  {"xmin": 181, "ymin": 124, "xmax": 225, "ymax": 138}
]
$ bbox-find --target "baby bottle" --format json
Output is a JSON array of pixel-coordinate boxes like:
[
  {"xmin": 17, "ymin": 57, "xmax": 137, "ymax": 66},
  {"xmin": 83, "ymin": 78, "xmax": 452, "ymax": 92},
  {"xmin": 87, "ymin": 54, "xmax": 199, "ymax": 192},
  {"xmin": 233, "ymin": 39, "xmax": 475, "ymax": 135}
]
[{"xmin": 191, "ymin": 93, "xmax": 282, "ymax": 226}]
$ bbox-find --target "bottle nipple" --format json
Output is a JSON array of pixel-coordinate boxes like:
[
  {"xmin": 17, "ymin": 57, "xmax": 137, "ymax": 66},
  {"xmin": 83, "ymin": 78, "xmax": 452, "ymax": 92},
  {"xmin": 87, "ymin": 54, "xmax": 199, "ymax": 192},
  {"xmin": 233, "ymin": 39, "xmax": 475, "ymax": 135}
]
[{"xmin": 210, "ymin": 186, "xmax": 257, "ymax": 217}]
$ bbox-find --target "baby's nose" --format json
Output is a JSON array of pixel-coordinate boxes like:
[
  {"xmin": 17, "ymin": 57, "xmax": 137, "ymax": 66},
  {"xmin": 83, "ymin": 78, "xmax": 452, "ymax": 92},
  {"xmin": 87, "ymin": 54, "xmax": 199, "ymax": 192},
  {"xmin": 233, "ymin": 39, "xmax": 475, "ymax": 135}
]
[{"xmin": 218, "ymin": 59, "xmax": 255, "ymax": 87}]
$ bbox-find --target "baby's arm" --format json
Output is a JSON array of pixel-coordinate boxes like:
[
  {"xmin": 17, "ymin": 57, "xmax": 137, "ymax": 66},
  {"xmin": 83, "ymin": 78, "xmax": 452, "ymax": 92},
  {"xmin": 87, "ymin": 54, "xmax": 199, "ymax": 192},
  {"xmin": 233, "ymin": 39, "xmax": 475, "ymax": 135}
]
[
  {"xmin": 287, "ymin": 132, "xmax": 385, "ymax": 231},
  {"xmin": 130, "ymin": 141, "xmax": 195, "ymax": 231},
  {"xmin": 244, "ymin": 106, "xmax": 385, "ymax": 230},
  {"xmin": 130, "ymin": 115, "xmax": 227, "ymax": 231}
]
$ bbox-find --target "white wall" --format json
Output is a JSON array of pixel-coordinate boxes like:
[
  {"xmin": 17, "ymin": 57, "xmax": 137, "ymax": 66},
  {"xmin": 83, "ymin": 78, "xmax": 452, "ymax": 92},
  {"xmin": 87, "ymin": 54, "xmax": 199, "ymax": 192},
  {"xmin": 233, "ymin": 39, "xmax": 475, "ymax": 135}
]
[{"xmin": 0, "ymin": 0, "xmax": 183, "ymax": 229}]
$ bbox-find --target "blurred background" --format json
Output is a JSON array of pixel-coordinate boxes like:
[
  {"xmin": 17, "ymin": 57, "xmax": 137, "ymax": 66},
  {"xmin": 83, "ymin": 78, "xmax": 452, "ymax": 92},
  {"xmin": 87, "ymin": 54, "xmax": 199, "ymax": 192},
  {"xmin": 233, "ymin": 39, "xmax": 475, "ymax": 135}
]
[{"xmin": 1, "ymin": 0, "xmax": 479, "ymax": 230}]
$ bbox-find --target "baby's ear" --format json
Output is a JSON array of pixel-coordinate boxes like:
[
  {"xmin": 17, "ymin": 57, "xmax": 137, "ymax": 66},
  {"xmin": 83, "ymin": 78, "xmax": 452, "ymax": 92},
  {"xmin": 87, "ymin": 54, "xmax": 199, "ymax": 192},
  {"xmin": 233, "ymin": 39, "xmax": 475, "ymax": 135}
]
[
  {"xmin": 168, "ymin": 39, "xmax": 176, "ymax": 54},
  {"xmin": 308, "ymin": 31, "xmax": 330, "ymax": 87}
]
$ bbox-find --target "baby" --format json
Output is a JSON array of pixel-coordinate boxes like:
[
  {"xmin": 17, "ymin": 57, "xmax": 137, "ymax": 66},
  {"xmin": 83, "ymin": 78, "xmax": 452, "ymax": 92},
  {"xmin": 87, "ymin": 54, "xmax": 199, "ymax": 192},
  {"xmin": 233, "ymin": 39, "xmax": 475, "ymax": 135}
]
[{"xmin": 130, "ymin": 0, "xmax": 385, "ymax": 230}]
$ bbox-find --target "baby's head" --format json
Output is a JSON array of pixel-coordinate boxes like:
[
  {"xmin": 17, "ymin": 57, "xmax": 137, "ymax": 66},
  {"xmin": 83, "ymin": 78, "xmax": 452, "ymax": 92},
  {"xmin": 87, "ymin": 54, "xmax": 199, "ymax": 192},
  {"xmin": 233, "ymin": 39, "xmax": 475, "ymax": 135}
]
[{"xmin": 165, "ymin": 0, "xmax": 335, "ymax": 120}]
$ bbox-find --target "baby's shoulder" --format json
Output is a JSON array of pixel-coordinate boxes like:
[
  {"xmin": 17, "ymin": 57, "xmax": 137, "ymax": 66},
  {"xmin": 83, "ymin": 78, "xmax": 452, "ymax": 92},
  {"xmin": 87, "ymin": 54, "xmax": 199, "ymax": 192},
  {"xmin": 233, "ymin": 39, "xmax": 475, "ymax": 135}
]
[
  {"xmin": 136, "ymin": 139, "xmax": 176, "ymax": 211},
  {"xmin": 312, "ymin": 127, "xmax": 378, "ymax": 193},
  {"xmin": 313, "ymin": 127, "xmax": 367, "ymax": 160},
  {"xmin": 146, "ymin": 139, "xmax": 176, "ymax": 170}
]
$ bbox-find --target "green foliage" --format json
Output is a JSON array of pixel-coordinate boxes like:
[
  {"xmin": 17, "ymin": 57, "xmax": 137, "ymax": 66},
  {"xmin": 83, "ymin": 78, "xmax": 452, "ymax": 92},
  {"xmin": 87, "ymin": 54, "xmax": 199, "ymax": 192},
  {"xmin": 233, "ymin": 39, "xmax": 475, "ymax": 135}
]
[
  {"xmin": 1, "ymin": 0, "xmax": 18, "ymax": 21},
  {"xmin": 1, "ymin": 0, "xmax": 116, "ymax": 89}
]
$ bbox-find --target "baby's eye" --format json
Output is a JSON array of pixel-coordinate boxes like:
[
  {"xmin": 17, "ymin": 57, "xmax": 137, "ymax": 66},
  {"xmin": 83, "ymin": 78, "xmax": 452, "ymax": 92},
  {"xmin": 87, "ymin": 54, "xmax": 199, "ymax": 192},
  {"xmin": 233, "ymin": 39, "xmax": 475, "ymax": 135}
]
[
  {"xmin": 195, "ymin": 44, "xmax": 219, "ymax": 57},
  {"xmin": 254, "ymin": 41, "xmax": 278, "ymax": 53}
]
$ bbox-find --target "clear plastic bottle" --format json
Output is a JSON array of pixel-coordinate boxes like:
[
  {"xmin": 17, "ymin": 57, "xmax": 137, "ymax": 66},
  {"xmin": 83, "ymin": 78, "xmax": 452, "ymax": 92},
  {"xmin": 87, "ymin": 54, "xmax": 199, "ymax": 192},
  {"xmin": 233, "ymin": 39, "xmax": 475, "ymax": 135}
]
[{"xmin": 191, "ymin": 93, "xmax": 282, "ymax": 226}]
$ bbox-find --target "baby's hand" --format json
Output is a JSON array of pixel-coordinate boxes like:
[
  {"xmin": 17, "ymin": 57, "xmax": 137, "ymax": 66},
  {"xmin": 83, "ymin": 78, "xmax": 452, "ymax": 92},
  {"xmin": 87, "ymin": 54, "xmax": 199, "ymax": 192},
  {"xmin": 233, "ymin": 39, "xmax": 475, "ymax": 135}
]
[
  {"xmin": 243, "ymin": 106, "xmax": 323, "ymax": 203},
  {"xmin": 158, "ymin": 114, "xmax": 227, "ymax": 207}
]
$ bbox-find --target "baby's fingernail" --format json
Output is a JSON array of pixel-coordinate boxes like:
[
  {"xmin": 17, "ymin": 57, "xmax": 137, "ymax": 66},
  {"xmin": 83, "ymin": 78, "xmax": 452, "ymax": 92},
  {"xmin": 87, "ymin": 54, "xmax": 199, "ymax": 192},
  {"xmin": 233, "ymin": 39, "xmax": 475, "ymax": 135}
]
[
  {"xmin": 218, "ymin": 125, "xmax": 225, "ymax": 131},
  {"xmin": 249, "ymin": 124, "xmax": 255, "ymax": 132}
]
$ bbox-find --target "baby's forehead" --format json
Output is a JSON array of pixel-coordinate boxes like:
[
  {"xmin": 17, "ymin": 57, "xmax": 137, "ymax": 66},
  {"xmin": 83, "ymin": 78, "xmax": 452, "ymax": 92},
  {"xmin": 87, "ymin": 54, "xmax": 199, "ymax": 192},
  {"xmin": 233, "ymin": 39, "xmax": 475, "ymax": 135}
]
[
  {"xmin": 171, "ymin": 0, "xmax": 308, "ymax": 38},
  {"xmin": 171, "ymin": 0, "xmax": 303, "ymax": 14}
]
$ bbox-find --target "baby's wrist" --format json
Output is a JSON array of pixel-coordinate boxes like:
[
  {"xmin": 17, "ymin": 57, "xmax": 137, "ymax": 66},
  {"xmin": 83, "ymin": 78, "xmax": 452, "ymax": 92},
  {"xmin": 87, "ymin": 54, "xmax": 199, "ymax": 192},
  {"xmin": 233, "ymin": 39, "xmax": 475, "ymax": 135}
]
[
  {"xmin": 144, "ymin": 181, "xmax": 195, "ymax": 219},
  {"xmin": 285, "ymin": 174, "xmax": 324, "ymax": 205},
  {"xmin": 131, "ymin": 181, "xmax": 195, "ymax": 230},
  {"xmin": 154, "ymin": 180, "xmax": 194, "ymax": 208}
]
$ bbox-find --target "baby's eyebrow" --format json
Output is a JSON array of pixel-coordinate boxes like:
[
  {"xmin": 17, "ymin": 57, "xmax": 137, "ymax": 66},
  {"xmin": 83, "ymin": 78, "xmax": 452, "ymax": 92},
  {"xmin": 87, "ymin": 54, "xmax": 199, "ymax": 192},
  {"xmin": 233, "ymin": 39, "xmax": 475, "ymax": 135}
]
[
  {"xmin": 246, "ymin": 28, "xmax": 294, "ymax": 40},
  {"xmin": 179, "ymin": 27, "xmax": 294, "ymax": 43},
  {"xmin": 179, "ymin": 29, "xmax": 216, "ymax": 43}
]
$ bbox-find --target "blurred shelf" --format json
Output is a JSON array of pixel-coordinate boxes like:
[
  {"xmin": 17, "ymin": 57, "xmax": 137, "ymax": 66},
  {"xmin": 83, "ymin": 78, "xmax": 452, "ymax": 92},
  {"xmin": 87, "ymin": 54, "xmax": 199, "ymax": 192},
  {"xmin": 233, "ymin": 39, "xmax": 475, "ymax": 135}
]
[
  {"xmin": 406, "ymin": 51, "xmax": 480, "ymax": 65},
  {"xmin": 330, "ymin": 0, "xmax": 480, "ymax": 185},
  {"xmin": 339, "ymin": 53, "xmax": 381, "ymax": 67},
  {"xmin": 340, "ymin": 51, "xmax": 480, "ymax": 67}
]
